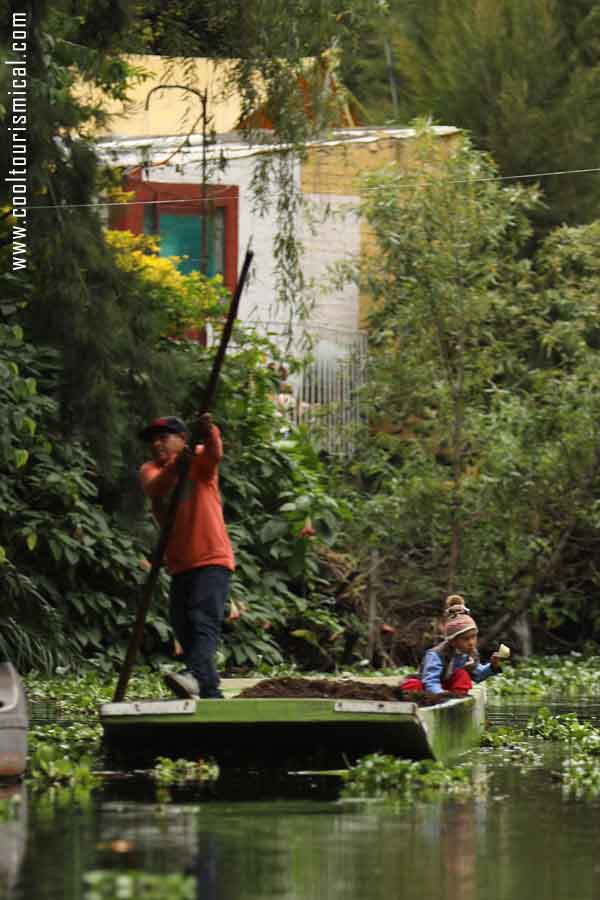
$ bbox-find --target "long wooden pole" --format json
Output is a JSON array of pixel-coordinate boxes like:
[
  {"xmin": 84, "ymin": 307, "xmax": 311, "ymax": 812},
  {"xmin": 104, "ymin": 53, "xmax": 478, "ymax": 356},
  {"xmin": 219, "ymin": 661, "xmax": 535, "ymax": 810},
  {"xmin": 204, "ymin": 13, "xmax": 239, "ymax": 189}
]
[{"xmin": 113, "ymin": 249, "xmax": 254, "ymax": 702}]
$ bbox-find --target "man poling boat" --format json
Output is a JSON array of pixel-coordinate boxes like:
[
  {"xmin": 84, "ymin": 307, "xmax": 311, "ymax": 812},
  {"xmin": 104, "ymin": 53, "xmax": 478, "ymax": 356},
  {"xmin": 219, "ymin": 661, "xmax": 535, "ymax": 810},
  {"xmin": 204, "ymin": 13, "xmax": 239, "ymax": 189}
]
[
  {"xmin": 138, "ymin": 412, "xmax": 235, "ymax": 700},
  {"xmin": 112, "ymin": 247, "xmax": 253, "ymax": 704}
]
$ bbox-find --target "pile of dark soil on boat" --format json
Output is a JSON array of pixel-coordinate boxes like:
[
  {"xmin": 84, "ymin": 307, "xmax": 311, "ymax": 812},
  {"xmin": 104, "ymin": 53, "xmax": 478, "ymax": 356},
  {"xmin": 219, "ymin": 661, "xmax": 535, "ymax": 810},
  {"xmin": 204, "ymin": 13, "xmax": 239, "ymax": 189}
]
[{"xmin": 236, "ymin": 677, "xmax": 455, "ymax": 706}]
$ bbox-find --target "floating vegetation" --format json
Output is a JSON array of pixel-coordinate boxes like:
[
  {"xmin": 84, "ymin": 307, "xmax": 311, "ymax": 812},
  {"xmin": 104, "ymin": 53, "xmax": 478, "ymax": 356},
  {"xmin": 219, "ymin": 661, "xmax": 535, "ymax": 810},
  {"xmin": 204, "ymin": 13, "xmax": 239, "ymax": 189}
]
[
  {"xmin": 83, "ymin": 870, "xmax": 196, "ymax": 900},
  {"xmin": 341, "ymin": 753, "xmax": 475, "ymax": 801},
  {"xmin": 484, "ymin": 708, "xmax": 600, "ymax": 797},
  {"xmin": 488, "ymin": 654, "xmax": 600, "ymax": 698},
  {"xmin": 0, "ymin": 792, "xmax": 21, "ymax": 823},
  {"xmin": 26, "ymin": 720, "xmax": 103, "ymax": 801},
  {"xmin": 25, "ymin": 666, "xmax": 170, "ymax": 718},
  {"xmin": 480, "ymin": 725, "xmax": 525, "ymax": 749},
  {"xmin": 480, "ymin": 725, "xmax": 543, "ymax": 769},
  {"xmin": 151, "ymin": 756, "xmax": 220, "ymax": 787},
  {"xmin": 525, "ymin": 708, "xmax": 600, "ymax": 747},
  {"xmin": 528, "ymin": 711, "xmax": 600, "ymax": 797},
  {"xmin": 24, "ymin": 667, "xmax": 171, "ymax": 791},
  {"xmin": 29, "ymin": 722, "xmax": 103, "ymax": 762},
  {"xmin": 150, "ymin": 756, "xmax": 220, "ymax": 809},
  {"xmin": 28, "ymin": 744, "xmax": 98, "ymax": 791},
  {"xmin": 562, "ymin": 753, "xmax": 600, "ymax": 798}
]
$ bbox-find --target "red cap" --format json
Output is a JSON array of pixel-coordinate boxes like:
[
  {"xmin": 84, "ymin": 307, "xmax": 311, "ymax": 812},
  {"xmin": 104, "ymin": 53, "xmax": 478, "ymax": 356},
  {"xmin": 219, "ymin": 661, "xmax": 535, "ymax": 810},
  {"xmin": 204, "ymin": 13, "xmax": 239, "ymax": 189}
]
[{"xmin": 139, "ymin": 416, "xmax": 187, "ymax": 441}]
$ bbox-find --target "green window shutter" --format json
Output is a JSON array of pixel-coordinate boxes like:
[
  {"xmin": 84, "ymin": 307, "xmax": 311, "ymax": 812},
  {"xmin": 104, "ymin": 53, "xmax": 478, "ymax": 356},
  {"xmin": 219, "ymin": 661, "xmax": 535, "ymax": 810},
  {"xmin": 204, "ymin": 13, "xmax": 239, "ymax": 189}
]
[
  {"xmin": 159, "ymin": 213, "xmax": 203, "ymax": 275},
  {"xmin": 155, "ymin": 211, "xmax": 225, "ymax": 276}
]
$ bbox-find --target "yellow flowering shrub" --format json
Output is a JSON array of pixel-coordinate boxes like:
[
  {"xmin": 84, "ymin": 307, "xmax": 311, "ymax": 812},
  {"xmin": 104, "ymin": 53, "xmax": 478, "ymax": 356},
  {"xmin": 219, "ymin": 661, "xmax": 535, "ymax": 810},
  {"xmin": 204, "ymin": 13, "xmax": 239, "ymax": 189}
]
[{"xmin": 105, "ymin": 229, "xmax": 230, "ymax": 335}]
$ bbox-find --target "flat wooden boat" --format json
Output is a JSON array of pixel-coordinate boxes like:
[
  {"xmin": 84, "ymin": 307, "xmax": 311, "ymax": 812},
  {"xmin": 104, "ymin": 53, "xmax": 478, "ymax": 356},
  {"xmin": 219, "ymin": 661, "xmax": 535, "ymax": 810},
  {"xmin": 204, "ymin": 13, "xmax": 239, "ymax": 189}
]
[
  {"xmin": 100, "ymin": 680, "xmax": 486, "ymax": 769},
  {"xmin": 0, "ymin": 663, "xmax": 28, "ymax": 779}
]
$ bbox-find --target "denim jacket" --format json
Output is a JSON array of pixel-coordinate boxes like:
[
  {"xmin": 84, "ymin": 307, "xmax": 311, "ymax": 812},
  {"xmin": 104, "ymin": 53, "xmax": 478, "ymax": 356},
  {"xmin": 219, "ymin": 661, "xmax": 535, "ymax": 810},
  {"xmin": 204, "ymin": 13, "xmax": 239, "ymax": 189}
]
[{"xmin": 420, "ymin": 640, "xmax": 495, "ymax": 694}]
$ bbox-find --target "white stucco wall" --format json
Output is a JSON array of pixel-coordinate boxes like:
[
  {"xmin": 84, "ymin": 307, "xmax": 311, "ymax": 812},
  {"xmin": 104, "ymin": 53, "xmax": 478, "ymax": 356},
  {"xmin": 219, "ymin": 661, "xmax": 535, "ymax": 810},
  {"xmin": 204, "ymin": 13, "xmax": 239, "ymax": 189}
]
[
  {"xmin": 213, "ymin": 157, "xmax": 361, "ymax": 335},
  {"xmin": 300, "ymin": 193, "xmax": 360, "ymax": 333},
  {"xmin": 222, "ymin": 155, "xmax": 295, "ymax": 326}
]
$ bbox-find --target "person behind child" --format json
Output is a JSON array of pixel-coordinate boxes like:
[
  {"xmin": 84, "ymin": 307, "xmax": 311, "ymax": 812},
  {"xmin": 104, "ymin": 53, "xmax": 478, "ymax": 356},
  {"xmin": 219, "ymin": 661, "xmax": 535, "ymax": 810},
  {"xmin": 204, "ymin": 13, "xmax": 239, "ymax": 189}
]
[{"xmin": 401, "ymin": 600, "xmax": 502, "ymax": 696}]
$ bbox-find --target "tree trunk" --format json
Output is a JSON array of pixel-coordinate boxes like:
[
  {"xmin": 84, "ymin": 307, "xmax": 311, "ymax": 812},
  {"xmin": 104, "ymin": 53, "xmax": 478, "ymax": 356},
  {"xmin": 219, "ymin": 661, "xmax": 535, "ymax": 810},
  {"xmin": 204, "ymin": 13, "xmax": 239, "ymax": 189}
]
[
  {"xmin": 366, "ymin": 549, "xmax": 380, "ymax": 664},
  {"xmin": 512, "ymin": 613, "xmax": 533, "ymax": 657}
]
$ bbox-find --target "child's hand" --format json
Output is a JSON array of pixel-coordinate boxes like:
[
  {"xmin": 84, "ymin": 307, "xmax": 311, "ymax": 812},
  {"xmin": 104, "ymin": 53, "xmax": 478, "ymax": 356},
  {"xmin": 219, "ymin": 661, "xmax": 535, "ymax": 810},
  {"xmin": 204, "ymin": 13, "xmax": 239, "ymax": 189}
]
[{"xmin": 490, "ymin": 652, "xmax": 503, "ymax": 672}]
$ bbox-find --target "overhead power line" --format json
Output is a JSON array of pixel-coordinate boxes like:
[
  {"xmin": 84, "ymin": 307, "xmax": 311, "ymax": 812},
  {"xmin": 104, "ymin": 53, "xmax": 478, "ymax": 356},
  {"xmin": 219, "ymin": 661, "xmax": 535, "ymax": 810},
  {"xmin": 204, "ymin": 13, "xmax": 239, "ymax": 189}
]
[
  {"xmin": 27, "ymin": 191, "xmax": 239, "ymax": 211},
  {"xmin": 24, "ymin": 165, "xmax": 600, "ymax": 212},
  {"xmin": 449, "ymin": 166, "xmax": 600, "ymax": 186}
]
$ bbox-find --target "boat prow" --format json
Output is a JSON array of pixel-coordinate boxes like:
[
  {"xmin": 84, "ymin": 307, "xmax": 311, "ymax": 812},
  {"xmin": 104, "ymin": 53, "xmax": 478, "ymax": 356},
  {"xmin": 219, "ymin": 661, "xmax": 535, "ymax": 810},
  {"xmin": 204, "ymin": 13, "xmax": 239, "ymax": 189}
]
[{"xmin": 0, "ymin": 663, "xmax": 28, "ymax": 780}]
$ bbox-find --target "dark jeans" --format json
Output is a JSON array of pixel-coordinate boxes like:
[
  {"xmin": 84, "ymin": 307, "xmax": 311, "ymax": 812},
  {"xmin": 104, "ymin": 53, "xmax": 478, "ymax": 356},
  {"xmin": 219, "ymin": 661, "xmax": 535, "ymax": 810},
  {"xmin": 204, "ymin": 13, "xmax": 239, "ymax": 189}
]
[{"xmin": 170, "ymin": 565, "xmax": 231, "ymax": 698}]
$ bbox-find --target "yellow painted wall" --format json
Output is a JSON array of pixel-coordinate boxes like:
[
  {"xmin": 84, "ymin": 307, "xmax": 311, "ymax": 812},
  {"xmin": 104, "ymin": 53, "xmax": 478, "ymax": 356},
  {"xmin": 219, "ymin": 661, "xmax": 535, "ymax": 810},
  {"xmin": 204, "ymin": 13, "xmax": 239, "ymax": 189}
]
[{"xmin": 73, "ymin": 55, "xmax": 245, "ymax": 138}]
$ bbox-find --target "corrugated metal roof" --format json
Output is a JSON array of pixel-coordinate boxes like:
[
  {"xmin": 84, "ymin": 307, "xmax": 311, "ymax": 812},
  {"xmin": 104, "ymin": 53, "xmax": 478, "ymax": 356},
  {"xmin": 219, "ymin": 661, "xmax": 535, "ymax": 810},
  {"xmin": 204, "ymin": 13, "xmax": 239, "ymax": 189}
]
[{"xmin": 96, "ymin": 126, "xmax": 460, "ymax": 169}]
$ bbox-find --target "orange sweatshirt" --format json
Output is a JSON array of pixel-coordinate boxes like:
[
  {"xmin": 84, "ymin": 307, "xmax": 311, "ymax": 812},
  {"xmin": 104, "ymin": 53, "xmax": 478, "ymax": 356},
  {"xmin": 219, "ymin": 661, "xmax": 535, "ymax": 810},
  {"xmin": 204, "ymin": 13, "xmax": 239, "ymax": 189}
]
[{"xmin": 139, "ymin": 425, "xmax": 235, "ymax": 575}]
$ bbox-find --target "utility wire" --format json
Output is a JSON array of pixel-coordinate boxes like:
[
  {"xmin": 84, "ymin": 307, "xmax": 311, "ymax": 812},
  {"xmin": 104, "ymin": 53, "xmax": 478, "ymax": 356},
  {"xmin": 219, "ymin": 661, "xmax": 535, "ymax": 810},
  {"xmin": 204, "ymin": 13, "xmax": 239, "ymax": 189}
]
[
  {"xmin": 445, "ymin": 166, "xmax": 600, "ymax": 186},
  {"xmin": 25, "ymin": 164, "xmax": 600, "ymax": 212},
  {"xmin": 27, "ymin": 191, "xmax": 240, "ymax": 211}
]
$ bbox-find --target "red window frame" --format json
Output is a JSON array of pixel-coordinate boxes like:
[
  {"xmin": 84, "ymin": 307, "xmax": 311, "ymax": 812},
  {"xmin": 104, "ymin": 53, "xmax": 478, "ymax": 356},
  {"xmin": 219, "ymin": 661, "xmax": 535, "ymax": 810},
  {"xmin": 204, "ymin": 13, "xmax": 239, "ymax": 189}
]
[{"xmin": 111, "ymin": 176, "xmax": 239, "ymax": 292}]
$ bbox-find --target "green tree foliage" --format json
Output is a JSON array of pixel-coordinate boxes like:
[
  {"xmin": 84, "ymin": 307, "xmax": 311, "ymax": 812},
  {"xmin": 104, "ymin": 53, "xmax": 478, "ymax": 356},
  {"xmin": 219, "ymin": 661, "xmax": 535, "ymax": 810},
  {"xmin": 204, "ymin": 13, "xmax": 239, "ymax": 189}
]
[
  {"xmin": 0, "ymin": 322, "xmax": 163, "ymax": 671},
  {"xmin": 336, "ymin": 1, "xmax": 405, "ymax": 123},
  {"xmin": 1, "ymin": 0, "xmax": 374, "ymax": 672},
  {"xmin": 347, "ymin": 0, "xmax": 600, "ymax": 229},
  {"xmin": 1, "ymin": 0, "xmax": 160, "ymax": 481},
  {"xmin": 0, "ymin": 318, "xmax": 354, "ymax": 672},
  {"xmin": 341, "ymin": 132, "xmax": 600, "ymax": 653},
  {"xmin": 129, "ymin": 0, "xmax": 380, "ymax": 63}
]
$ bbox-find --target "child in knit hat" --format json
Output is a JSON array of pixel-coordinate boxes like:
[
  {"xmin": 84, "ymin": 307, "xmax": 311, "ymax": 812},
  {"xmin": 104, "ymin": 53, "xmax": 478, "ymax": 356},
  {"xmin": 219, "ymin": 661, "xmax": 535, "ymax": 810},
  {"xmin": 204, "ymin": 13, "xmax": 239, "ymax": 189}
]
[{"xmin": 401, "ymin": 600, "xmax": 502, "ymax": 696}]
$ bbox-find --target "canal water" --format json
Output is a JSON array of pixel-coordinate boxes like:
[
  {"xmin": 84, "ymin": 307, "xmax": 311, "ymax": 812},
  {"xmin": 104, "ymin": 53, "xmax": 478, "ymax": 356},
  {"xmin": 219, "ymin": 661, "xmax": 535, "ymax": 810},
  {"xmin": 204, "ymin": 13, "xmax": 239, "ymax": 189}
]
[{"xmin": 3, "ymin": 700, "xmax": 600, "ymax": 900}]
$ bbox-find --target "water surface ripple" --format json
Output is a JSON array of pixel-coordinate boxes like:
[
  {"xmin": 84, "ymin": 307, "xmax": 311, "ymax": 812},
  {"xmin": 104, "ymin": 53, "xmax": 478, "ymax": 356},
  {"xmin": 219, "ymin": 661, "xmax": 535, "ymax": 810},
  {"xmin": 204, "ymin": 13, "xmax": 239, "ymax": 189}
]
[{"xmin": 4, "ymin": 698, "xmax": 600, "ymax": 900}]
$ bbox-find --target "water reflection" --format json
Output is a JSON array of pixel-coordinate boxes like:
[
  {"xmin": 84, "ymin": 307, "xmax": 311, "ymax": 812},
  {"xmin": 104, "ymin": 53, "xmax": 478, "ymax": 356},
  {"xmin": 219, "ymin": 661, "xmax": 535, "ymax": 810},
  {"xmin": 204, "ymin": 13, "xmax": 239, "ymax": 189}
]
[
  {"xmin": 189, "ymin": 833, "xmax": 218, "ymax": 900},
  {"xmin": 9, "ymin": 747, "xmax": 600, "ymax": 899},
  {"xmin": 0, "ymin": 784, "xmax": 27, "ymax": 900},
  {"xmin": 487, "ymin": 697, "xmax": 600, "ymax": 728}
]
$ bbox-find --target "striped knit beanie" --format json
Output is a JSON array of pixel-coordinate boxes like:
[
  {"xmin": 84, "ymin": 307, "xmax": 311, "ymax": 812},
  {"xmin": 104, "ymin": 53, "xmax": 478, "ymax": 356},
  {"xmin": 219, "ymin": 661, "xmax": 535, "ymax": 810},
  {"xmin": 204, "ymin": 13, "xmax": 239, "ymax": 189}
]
[{"xmin": 445, "ymin": 613, "xmax": 478, "ymax": 642}]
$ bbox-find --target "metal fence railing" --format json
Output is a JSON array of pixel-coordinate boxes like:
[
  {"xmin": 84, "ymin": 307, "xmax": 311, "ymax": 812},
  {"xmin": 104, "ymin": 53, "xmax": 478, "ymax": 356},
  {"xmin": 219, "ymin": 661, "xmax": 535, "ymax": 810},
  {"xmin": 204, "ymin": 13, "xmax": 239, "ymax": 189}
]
[{"xmin": 248, "ymin": 320, "xmax": 368, "ymax": 457}]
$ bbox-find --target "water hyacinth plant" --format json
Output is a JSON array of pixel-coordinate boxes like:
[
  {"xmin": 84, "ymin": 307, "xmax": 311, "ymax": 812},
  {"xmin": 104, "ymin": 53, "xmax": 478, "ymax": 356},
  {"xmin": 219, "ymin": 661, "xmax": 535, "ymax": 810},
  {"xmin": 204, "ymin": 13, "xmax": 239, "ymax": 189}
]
[
  {"xmin": 562, "ymin": 753, "xmax": 600, "ymax": 798},
  {"xmin": 527, "ymin": 711, "xmax": 600, "ymax": 797},
  {"xmin": 483, "ymin": 708, "xmax": 600, "ymax": 797},
  {"xmin": 84, "ymin": 871, "xmax": 196, "ymax": 900},
  {"xmin": 479, "ymin": 726, "xmax": 543, "ymax": 770},
  {"xmin": 151, "ymin": 756, "xmax": 219, "ymax": 786},
  {"xmin": 28, "ymin": 745, "xmax": 98, "ymax": 791},
  {"xmin": 0, "ymin": 792, "xmax": 21, "ymax": 823},
  {"xmin": 487, "ymin": 654, "xmax": 600, "ymax": 698},
  {"xmin": 341, "ymin": 754, "xmax": 473, "ymax": 801}
]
